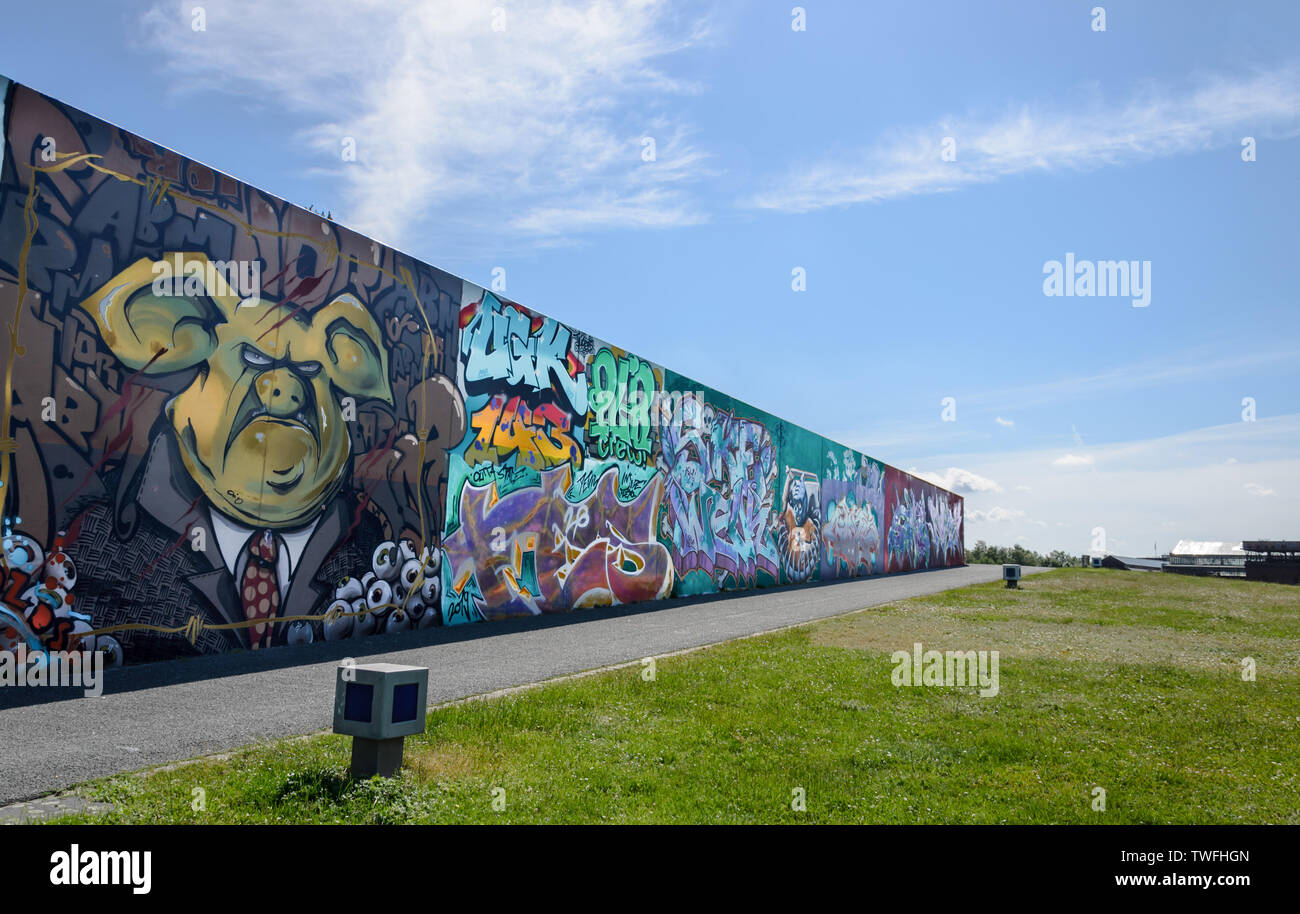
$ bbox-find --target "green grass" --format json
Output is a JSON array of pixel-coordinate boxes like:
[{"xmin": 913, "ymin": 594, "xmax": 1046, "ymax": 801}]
[{"xmin": 46, "ymin": 568, "xmax": 1300, "ymax": 824}]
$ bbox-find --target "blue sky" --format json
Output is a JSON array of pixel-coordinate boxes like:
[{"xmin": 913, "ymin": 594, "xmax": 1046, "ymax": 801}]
[{"xmin": 2, "ymin": 0, "xmax": 1297, "ymax": 555}]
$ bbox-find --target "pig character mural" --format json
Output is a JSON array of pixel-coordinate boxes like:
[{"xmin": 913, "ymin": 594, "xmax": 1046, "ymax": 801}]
[
  {"xmin": 0, "ymin": 82, "xmax": 465, "ymax": 662},
  {"xmin": 68, "ymin": 254, "xmax": 393, "ymax": 654}
]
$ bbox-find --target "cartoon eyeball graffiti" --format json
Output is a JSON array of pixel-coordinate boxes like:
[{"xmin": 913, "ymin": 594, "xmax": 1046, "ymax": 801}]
[
  {"xmin": 366, "ymin": 578, "xmax": 392, "ymax": 614},
  {"xmin": 405, "ymin": 600, "xmax": 427, "ymax": 622},
  {"xmin": 384, "ymin": 609, "xmax": 411, "ymax": 635},
  {"xmin": 420, "ymin": 545, "xmax": 440, "ymax": 568},
  {"xmin": 335, "ymin": 576, "xmax": 365, "ymax": 602},
  {"xmin": 322, "ymin": 599, "xmax": 354, "ymax": 641},
  {"xmin": 417, "ymin": 604, "xmax": 441, "ymax": 629},
  {"xmin": 43, "ymin": 550, "xmax": 77, "ymax": 591},
  {"xmin": 83, "ymin": 634, "xmax": 124, "ymax": 668},
  {"xmin": 285, "ymin": 620, "xmax": 314, "ymax": 646},
  {"xmin": 352, "ymin": 598, "xmax": 377, "ymax": 637},
  {"xmin": 371, "ymin": 541, "xmax": 401, "ymax": 581},
  {"xmin": 398, "ymin": 539, "xmax": 418, "ymax": 563},
  {"xmin": 420, "ymin": 575, "xmax": 441, "ymax": 608},
  {"xmin": 419, "ymin": 549, "xmax": 442, "ymax": 605},
  {"xmin": 4, "ymin": 533, "xmax": 44, "ymax": 576},
  {"xmin": 398, "ymin": 558, "xmax": 423, "ymax": 597}
]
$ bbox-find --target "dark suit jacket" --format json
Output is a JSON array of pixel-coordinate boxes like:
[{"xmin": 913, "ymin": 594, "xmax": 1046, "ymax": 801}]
[{"xmin": 68, "ymin": 429, "xmax": 383, "ymax": 663}]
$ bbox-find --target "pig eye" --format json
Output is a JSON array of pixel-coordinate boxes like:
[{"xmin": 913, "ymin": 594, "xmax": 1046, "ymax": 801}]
[
  {"xmin": 241, "ymin": 345, "xmax": 275, "ymax": 369},
  {"xmin": 294, "ymin": 361, "xmax": 323, "ymax": 378}
]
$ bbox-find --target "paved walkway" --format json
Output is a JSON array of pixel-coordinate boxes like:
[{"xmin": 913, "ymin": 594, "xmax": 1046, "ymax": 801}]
[{"xmin": 0, "ymin": 564, "xmax": 1045, "ymax": 804}]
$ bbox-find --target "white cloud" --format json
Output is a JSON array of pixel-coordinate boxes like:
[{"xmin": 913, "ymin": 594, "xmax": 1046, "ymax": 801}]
[
  {"xmin": 995, "ymin": 416, "xmax": 1014, "ymax": 427},
  {"xmin": 1053, "ymin": 453, "xmax": 1095, "ymax": 468},
  {"xmin": 1244, "ymin": 483, "xmax": 1276, "ymax": 497},
  {"xmin": 970, "ymin": 507, "xmax": 1026, "ymax": 523},
  {"xmin": 907, "ymin": 414, "xmax": 1300, "ymax": 554},
  {"xmin": 906, "ymin": 466, "xmax": 1003, "ymax": 493},
  {"xmin": 973, "ymin": 348, "xmax": 1300, "ymax": 413},
  {"xmin": 832, "ymin": 343, "xmax": 1300, "ymax": 459},
  {"xmin": 1014, "ymin": 484, "xmax": 1032, "ymax": 493},
  {"xmin": 970, "ymin": 507, "xmax": 1048, "ymax": 528},
  {"xmin": 748, "ymin": 65, "xmax": 1300, "ymax": 212},
  {"xmin": 142, "ymin": 0, "xmax": 712, "ymax": 249}
]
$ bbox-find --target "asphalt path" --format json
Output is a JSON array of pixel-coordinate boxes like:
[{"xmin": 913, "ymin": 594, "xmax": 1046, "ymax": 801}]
[{"xmin": 0, "ymin": 564, "xmax": 1047, "ymax": 804}]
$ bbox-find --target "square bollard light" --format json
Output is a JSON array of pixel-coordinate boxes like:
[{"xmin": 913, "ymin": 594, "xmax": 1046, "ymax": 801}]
[
  {"xmin": 333, "ymin": 662, "xmax": 429, "ymax": 778},
  {"xmin": 1002, "ymin": 564, "xmax": 1021, "ymax": 588}
]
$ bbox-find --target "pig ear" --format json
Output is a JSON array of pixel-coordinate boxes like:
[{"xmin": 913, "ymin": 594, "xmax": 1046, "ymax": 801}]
[
  {"xmin": 316, "ymin": 293, "xmax": 393, "ymax": 404},
  {"xmin": 77, "ymin": 255, "xmax": 239, "ymax": 372}
]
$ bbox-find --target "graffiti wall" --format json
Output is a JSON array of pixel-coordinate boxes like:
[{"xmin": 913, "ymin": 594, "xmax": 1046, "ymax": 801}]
[
  {"xmin": 0, "ymin": 77, "xmax": 962, "ymax": 667},
  {"xmin": 884, "ymin": 467, "xmax": 965, "ymax": 574},
  {"xmin": 441, "ymin": 293, "xmax": 671, "ymax": 622},
  {"xmin": 822, "ymin": 451, "xmax": 886, "ymax": 579}
]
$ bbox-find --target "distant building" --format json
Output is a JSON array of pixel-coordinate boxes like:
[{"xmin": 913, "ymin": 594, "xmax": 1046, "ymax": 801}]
[
  {"xmin": 1164, "ymin": 541, "xmax": 1247, "ymax": 578},
  {"xmin": 1085, "ymin": 540, "xmax": 1298, "ymax": 584},
  {"xmin": 1243, "ymin": 541, "xmax": 1300, "ymax": 586},
  {"xmin": 1101, "ymin": 555, "xmax": 1163, "ymax": 572}
]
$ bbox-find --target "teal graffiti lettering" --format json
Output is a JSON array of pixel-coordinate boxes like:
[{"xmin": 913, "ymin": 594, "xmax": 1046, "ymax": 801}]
[{"xmin": 587, "ymin": 347, "xmax": 656, "ymax": 464}]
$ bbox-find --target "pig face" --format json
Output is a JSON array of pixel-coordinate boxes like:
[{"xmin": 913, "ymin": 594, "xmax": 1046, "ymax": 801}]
[{"xmin": 79, "ymin": 253, "xmax": 392, "ymax": 528}]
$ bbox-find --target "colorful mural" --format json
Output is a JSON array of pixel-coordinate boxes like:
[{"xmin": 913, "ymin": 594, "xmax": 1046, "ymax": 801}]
[
  {"xmin": 884, "ymin": 467, "xmax": 965, "ymax": 573},
  {"xmin": 821, "ymin": 452, "xmax": 886, "ymax": 578},
  {"xmin": 0, "ymin": 76, "xmax": 962, "ymax": 666},
  {"xmin": 776, "ymin": 468, "xmax": 821, "ymax": 584},
  {"xmin": 655, "ymin": 388, "xmax": 781, "ymax": 594},
  {"xmin": 0, "ymin": 81, "xmax": 462, "ymax": 663}
]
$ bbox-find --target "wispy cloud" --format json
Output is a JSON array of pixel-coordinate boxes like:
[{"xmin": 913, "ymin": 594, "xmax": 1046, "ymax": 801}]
[
  {"xmin": 747, "ymin": 65, "xmax": 1300, "ymax": 213},
  {"xmin": 142, "ymin": 0, "xmax": 712, "ymax": 250},
  {"xmin": 970, "ymin": 507, "xmax": 1026, "ymax": 523},
  {"xmin": 832, "ymin": 341, "xmax": 1299, "ymax": 460},
  {"xmin": 910, "ymin": 415, "xmax": 1300, "ymax": 554},
  {"xmin": 995, "ymin": 416, "xmax": 1014, "ymax": 428},
  {"xmin": 906, "ymin": 466, "xmax": 1003, "ymax": 494},
  {"xmin": 1053, "ymin": 453, "xmax": 1095, "ymax": 468},
  {"xmin": 965, "ymin": 346, "xmax": 1300, "ymax": 414}
]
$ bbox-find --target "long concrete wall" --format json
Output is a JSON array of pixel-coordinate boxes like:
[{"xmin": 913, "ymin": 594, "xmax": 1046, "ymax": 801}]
[{"xmin": 0, "ymin": 77, "xmax": 963, "ymax": 666}]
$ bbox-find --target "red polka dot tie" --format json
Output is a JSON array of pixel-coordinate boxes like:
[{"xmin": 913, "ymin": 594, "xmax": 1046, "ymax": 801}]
[{"xmin": 240, "ymin": 530, "xmax": 281, "ymax": 649}]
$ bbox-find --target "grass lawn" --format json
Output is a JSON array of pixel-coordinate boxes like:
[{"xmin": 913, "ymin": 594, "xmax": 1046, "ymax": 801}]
[{"xmin": 47, "ymin": 568, "xmax": 1300, "ymax": 824}]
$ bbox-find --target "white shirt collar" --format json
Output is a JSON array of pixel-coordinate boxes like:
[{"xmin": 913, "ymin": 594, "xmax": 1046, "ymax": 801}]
[{"xmin": 209, "ymin": 511, "xmax": 320, "ymax": 579}]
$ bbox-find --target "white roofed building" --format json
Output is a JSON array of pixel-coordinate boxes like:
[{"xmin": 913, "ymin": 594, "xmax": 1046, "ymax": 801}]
[{"xmin": 1164, "ymin": 541, "xmax": 1247, "ymax": 578}]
